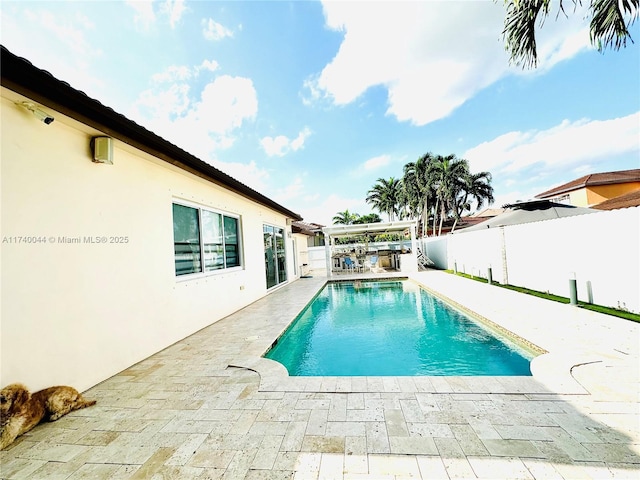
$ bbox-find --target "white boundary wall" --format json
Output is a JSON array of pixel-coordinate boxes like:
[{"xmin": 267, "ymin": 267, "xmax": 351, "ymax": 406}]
[
  {"xmin": 421, "ymin": 207, "xmax": 639, "ymax": 313},
  {"xmin": 308, "ymin": 246, "xmax": 327, "ymax": 272}
]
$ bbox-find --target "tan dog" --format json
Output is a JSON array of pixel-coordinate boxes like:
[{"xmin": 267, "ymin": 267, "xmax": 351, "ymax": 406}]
[{"xmin": 0, "ymin": 383, "xmax": 96, "ymax": 449}]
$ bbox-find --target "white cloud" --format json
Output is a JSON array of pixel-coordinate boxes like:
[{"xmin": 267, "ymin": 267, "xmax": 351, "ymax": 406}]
[
  {"xmin": 291, "ymin": 128, "xmax": 312, "ymax": 151},
  {"xmin": 298, "ymin": 194, "xmax": 372, "ymax": 226},
  {"xmin": 202, "ymin": 17, "xmax": 233, "ymax": 41},
  {"xmin": 260, "ymin": 127, "xmax": 312, "ymax": 157},
  {"xmin": 195, "ymin": 76, "xmax": 257, "ymax": 132},
  {"xmin": 525, "ymin": 6, "xmax": 592, "ymax": 72},
  {"xmin": 309, "ymin": 1, "xmax": 591, "ymax": 126},
  {"xmin": 198, "ymin": 59, "xmax": 220, "ymax": 73},
  {"xmin": 131, "ymin": 68, "xmax": 258, "ymax": 161},
  {"xmin": 127, "ymin": 0, "xmax": 187, "ymax": 30},
  {"xmin": 135, "ymin": 83, "xmax": 191, "ymax": 119},
  {"xmin": 260, "ymin": 135, "xmax": 290, "ymax": 157},
  {"xmin": 151, "ymin": 60, "xmax": 219, "ymax": 84},
  {"xmin": 572, "ymin": 163, "xmax": 594, "ymax": 176},
  {"xmin": 301, "ymin": 76, "xmax": 324, "ymax": 106},
  {"xmin": 362, "ymin": 154, "xmax": 391, "ymax": 171},
  {"xmin": 464, "ymin": 112, "xmax": 640, "ymax": 175},
  {"xmin": 273, "ymin": 177, "xmax": 305, "ymax": 203},
  {"xmin": 22, "ymin": 9, "xmax": 98, "ymax": 58},
  {"xmin": 1, "ymin": 7, "xmax": 104, "ymax": 96},
  {"xmin": 126, "ymin": 0, "xmax": 155, "ymax": 29},
  {"xmin": 160, "ymin": 0, "xmax": 186, "ymax": 29},
  {"xmin": 209, "ymin": 159, "xmax": 270, "ymax": 193},
  {"xmin": 152, "ymin": 65, "xmax": 192, "ymax": 83}
]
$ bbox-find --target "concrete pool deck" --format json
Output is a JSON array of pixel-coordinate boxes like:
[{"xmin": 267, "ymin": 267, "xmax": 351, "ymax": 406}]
[{"xmin": 1, "ymin": 270, "xmax": 638, "ymax": 479}]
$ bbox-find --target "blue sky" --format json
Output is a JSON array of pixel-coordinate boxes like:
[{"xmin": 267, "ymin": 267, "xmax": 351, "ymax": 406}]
[{"xmin": 2, "ymin": 1, "xmax": 638, "ymax": 225}]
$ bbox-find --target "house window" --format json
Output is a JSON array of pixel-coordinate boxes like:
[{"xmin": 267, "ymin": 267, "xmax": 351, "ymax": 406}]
[
  {"xmin": 173, "ymin": 203, "xmax": 201, "ymax": 275},
  {"xmin": 173, "ymin": 202, "xmax": 242, "ymax": 276},
  {"xmin": 224, "ymin": 216, "xmax": 240, "ymax": 268},
  {"xmin": 552, "ymin": 194, "xmax": 571, "ymax": 204}
]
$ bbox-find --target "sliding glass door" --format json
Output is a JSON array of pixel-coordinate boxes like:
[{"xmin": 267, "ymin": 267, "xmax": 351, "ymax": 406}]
[{"xmin": 264, "ymin": 224, "xmax": 287, "ymax": 289}]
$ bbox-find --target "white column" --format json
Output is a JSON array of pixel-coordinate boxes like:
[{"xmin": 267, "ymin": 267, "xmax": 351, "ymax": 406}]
[
  {"xmin": 410, "ymin": 223, "xmax": 418, "ymax": 270},
  {"xmin": 325, "ymin": 235, "xmax": 333, "ymax": 277}
]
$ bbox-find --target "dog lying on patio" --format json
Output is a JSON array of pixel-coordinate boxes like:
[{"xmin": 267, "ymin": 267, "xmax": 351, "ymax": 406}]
[{"xmin": 0, "ymin": 383, "xmax": 96, "ymax": 450}]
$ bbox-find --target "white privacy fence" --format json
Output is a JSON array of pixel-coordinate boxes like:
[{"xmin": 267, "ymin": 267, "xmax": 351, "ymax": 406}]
[
  {"xmin": 308, "ymin": 246, "xmax": 328, "ymax": 272},
  {"xmin": 421, "ymin": 207, "xmax": 639, "ymax": 313}
]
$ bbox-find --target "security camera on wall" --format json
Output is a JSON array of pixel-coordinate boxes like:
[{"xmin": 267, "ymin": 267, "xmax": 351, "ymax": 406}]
[
  {"xmin": 17, "ymin": 101, "xmax": 54, "ymax": 124},
  {"xmin": 31, "ymin": 108, "xmax": 54, "ymax": 124}
]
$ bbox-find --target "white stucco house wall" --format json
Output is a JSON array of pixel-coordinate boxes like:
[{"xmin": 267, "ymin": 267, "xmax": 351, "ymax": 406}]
[{"xmin": 0, "ymin": 46, "xmax": 303, "ymax": 392}]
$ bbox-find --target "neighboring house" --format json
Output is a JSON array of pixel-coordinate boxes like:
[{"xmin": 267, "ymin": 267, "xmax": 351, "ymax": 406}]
[
  {"xmin": 592, "ymin": 189, "xmax": 640, "ymax": 211},
  {"xmin": 535, "ymin": 169, "xmax": 640, "ymax": 207},
  {"xmin": 292, "ymin": 221, "xmax": 328, "ymax": 273},
  {"xmin": 1, "ymin": 46, "xmax": 303, "ymax": 391},
  {"xmin": 469, "ymin": 207, "xmax": 505, "ymax": 218},
  {"xmin": 291, "ymin": 221, "xmax": 324, "ymax": 276},
  {"xmin": 423, "ymin": 208, "xmax": 504, "ymax": 236},
  {"xmin": 292, "ymin": 221, "xmax": 325, "ymax": 247}
]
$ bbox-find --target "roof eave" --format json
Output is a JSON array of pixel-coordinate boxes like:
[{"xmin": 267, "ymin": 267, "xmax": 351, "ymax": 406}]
[{"xmin": 0, "ymin": 46, "xmax": 302, "ymax": 221}]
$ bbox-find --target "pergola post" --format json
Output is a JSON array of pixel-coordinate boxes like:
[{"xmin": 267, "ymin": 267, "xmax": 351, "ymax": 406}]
[{"xmin": 325, "ymin": 235, "xmax": 333, "ymax": 277}]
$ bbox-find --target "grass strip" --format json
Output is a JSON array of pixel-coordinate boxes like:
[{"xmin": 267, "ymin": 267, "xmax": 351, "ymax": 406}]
[{"xmin": 445, "ymin": 270, "xmax": 640, "ymax": 323}]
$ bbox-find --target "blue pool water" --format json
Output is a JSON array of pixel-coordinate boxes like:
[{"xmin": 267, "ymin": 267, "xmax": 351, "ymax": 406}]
[{"xmin": 265, "ymin": 280, "xmax": 534, "ymax": 376}]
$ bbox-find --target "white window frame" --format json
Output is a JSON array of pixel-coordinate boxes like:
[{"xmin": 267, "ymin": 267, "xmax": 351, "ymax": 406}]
[
  {"xmin": 172, "ymin": 199, "xmax": 243, "ymax": 280},
  {"xmin": 263, "ymin": 222, "xmax": 288, "ymax": 289}
]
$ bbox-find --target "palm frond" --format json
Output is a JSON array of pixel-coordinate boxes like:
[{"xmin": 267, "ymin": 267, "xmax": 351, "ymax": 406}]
[
  {"xmin": 590, "ymin": 0, "xmax": 638, "ymax": 51},
  {"xmin": 503, "ymin": 0, "xmax": 551, "ymax": 68}
]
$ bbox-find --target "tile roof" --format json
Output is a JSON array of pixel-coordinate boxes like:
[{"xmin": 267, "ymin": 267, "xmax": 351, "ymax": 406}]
[
  {"xmin": 535, "ymin": 169, "xmax": 640, "ymax": 199},
  {"xmin": 470, "ymin": 208, "xmax": 505, "ymax": 218},
  {"xmin": 0, "ymin": 46, "xmax": 302, "ymax": 221},
  {"xmin": 592, "ymin": 189, "xmax": 640, "ymax": 210},
  {"xmin": 291, "ymin": 221, "xmax": 324, "ymax": 236}
]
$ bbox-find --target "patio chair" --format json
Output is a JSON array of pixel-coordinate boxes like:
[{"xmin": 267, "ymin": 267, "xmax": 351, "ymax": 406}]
[
  {"xmin": 351, "ymin": 256, "xmax": 364, "ymax": 273},
  {"xmin": 343, "ymin": 257, "xmax": 355, "ymax": 273},
  {"xmin": 368, "ymin": 255, "xmax": 378, "ymax": 272}
]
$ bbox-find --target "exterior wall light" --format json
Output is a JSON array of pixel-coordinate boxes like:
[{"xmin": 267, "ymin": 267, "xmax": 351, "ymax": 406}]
[
  {"xmin": 16, "ymin": 101, "xmax": 54, "ymax": 124},
  {"xmin": 91, "ymin": 136, "xmax": 114, "ymax": 165}
]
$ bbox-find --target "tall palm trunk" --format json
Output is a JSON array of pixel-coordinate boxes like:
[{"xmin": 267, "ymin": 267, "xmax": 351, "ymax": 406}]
[
  {"xmin": 432, "ymin": 197, "xmax": 439, "ymax": 237},
  {"xmin": 421, "ymin": 195, "xmax": 429, "ymax": 238},
  {"xmin": 451, "ymin": 217, "xmax": 459, "ymax": 233},
  {"xmin": 437, "ymin": 202, "xmax": 446, "ymax": 236}
]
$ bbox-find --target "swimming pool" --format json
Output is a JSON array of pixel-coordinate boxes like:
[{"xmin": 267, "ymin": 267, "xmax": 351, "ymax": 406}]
[{"xmin": 264, "ymin": 280, "xmax": 535, "ymax": 376}]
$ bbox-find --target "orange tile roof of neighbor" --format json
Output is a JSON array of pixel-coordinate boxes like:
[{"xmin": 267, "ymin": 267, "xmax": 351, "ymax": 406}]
[
  {"xmin": 535, "ymin": 169, "xmax": 640, "ymax": 198},
  {"xmin": 592, "ymin": 189, "xmax": 640, "ymax": 210}
]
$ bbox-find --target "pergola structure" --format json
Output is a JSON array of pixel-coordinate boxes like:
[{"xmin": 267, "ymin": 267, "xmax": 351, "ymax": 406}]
[{"xmin": 322, "ymin": 220, "xmax": 418, "ymax": 277}]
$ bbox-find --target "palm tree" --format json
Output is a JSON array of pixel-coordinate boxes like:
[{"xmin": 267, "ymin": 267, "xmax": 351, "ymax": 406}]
[
  {"xmin": 427, "ymin": 154, "xmax": 469, "ymax": 236},
  {"xmin": 332, "ymin": 209, "xmax": 360, "ymax": 225},
  {"xmin": 366, "ymin": 177, "xmax": 402, "ymax": 222},
  {"xmin": 402, "ymin": 153, "xmax": 437, "ymax": 237},
  {"xmin": 451, "ymin": 171, "xmax": 495, "ymax": 232},
  {"xmin": 353, "ymin": 213, "xmax": 382, "ymax": 224},
  {"xmin": 465, "ymin": 171, "xmax": 495, "ymax": 212},
  {"xmin": 503, "ymin": 0, "xmax": 639, "ymax": 68}
]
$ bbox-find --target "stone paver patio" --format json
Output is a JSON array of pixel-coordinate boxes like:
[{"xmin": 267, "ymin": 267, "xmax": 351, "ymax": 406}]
[{"xmin": 1, "ymin": 270, "xmax": 638, "ymax": 479}]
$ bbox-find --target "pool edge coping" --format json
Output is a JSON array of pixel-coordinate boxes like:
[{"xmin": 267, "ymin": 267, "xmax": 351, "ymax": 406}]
[{"xmin": 231, "ymin": 275, "xmax": 592, "ymax": 396}]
